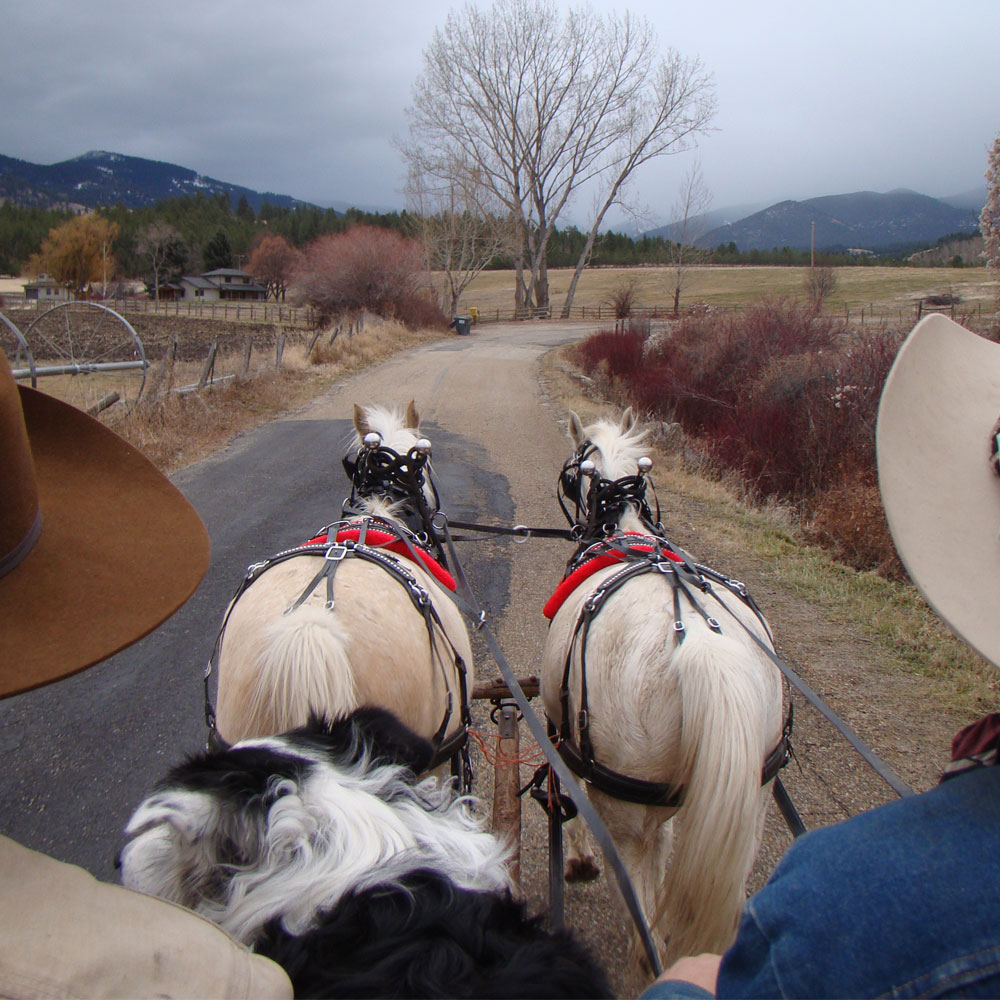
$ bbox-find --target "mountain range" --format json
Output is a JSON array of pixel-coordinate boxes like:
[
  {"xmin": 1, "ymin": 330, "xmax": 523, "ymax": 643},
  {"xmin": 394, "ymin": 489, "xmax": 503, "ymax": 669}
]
[
  {"xmin": 0, "ymin": 150, "xmax": 985, "ymax": 254},
  {"xmin": 648, "ymin": 189, "xmax": 982, "ymax": 254},
  {"xmin": 0, "ymin": 150, "xmax": 306, "ymax": 213}
]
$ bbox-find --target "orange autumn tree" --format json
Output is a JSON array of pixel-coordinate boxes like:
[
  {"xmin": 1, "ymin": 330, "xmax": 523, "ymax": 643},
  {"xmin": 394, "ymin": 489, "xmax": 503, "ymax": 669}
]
[
  {"xmin": 248, "ymin": 234, "xmax": 299, "ymax": 301},
  {"xmin": 28, "ymin": 214, "xmax": 120, "ymax": 296}
]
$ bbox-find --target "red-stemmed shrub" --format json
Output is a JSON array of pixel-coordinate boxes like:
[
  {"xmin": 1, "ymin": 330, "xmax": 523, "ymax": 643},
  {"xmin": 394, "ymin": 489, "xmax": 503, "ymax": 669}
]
[{"xmin": 574, "ymin": 298, "xmax": 908, "ymax": 573}]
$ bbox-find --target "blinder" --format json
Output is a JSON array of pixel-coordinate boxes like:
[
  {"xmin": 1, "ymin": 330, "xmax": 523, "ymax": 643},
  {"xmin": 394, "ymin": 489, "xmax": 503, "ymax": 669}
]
[{"xmin": 342, "ymin": 439, "xmax": 445, "ymax": 563}]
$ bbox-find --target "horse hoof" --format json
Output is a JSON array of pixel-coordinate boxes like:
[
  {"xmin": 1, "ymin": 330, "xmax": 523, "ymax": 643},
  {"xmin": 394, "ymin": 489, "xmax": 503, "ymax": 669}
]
[{"xmin": 565, "ymin": 857, "xmax": 601, "ymax": 882}]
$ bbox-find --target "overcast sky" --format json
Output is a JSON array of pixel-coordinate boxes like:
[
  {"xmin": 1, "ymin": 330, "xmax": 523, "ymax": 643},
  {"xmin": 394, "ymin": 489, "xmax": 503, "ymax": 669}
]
[{"xmin": 2, "ymin": 0, "xmax": 997, "ymax": 231}]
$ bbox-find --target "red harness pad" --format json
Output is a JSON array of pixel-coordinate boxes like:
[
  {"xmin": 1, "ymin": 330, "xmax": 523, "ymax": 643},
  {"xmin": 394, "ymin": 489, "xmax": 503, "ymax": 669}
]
[
  {"xmin": 543, "ymin": 540, "xmax": 682, "ymax": 620},
  {"xmin": 303, "ymin": 527, "xmax": 457, "ymax": 592}
]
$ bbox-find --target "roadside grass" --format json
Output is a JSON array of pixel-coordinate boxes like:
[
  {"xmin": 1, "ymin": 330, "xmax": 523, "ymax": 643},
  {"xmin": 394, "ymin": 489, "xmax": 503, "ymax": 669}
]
[
  {"xmin": 115, "ymin": 316, "xmax": 442, "ymax": 472},
  {"xmin": 459, "ymin": 265, "xmax": 998, "ymax": 322}
]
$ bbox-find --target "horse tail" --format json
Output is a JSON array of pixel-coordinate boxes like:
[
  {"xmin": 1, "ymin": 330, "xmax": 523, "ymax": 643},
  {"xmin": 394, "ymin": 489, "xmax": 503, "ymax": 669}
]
[
  {"xmin": 656, "ymin": 629, "xmax": 772, "ymax": 962},
  {"xmin": 241, "ymin": 605, "xmax": 359, "ymax": 737}
]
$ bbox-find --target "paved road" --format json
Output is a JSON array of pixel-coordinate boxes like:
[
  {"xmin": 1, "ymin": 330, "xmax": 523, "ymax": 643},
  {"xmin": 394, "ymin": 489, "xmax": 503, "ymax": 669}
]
[{"xmin": 1, "ymin": 317, "xmax": 649, "ymax": 984}]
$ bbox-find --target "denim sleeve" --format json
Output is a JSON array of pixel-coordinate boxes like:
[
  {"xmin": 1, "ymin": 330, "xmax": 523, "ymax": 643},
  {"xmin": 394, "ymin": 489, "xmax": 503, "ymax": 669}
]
[{"xmin": 637, "ymin": 979, "xmax": 714, "ymax": 1000}]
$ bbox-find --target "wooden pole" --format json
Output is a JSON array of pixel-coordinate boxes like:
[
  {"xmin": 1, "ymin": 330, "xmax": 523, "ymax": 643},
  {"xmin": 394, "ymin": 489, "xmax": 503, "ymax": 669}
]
[
  {"xmin": 275, "ymin": 332, "xmax": 286, "ymax": 370},
  {"xmin": 86, "ymin": 391, "xmax": 120, "ymax": 416},
  {"xmin": 240, "ymin": 334, "xmax": 253, "ymax": 378},
  {"xmin": 492, "ymin": 700, "xmax": 522, "ymax": 888},
  {"xmin": 197, "ymin": 341, "xmax": 218, "ymax": 390}
]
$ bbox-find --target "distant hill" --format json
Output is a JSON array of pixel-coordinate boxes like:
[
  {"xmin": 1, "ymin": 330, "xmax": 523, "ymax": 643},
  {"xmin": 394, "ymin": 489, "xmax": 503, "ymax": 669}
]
[
  {"xmin": 695, "ymin": 189, "xmax": 980, "ymax": 253},
  {"xmin": 0, "ymin": 150, "xmax": 310, "ymax": 212}
]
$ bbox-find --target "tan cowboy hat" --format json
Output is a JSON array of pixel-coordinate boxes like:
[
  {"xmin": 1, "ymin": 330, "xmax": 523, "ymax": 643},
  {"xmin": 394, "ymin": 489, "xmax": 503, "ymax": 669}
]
[
  {"xmin": 0, "ymin": 348, "xmax": 210, "ymax": 697},
  {"xmin": 877, "ymin": 314, "xmax": 1000, "ymax": 668}
]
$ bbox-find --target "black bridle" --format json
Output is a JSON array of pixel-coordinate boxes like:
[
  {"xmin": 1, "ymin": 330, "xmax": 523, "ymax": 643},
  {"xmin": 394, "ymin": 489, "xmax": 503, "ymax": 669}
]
[
  {"xmin": 342, "ymin": 438, "xmax": 446, "ymax": 565},
  {"xmin": 557, "ymin": 442, "xmax": 661, "ymax": 541}
]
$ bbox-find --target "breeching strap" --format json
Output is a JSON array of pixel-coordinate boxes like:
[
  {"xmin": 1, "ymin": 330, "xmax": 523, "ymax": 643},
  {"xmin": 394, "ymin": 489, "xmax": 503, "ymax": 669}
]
[{"xmin": 436, "ymin": 513, "xmax": 666, "ymax": 978}]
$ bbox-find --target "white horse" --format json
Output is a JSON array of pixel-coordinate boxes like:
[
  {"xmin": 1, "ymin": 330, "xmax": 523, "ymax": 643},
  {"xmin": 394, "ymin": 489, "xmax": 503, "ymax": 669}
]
[
  {"xmin": 541, "ymin": 408, "xmax": 785, "ymax": 970},
  {"xmin": 214, "ymin": 401, "xmax": 473, "ymax": 772}
]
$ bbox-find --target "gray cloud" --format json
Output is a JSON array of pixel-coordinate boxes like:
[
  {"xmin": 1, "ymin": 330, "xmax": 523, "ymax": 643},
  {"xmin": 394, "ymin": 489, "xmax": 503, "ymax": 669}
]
[{"xmin": 3, "ymin": 0, "xmax": 996, "ymax": 228}]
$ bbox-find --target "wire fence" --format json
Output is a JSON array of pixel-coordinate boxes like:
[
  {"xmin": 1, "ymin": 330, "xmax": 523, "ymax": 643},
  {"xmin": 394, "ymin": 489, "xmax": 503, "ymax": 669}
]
[{"xmin": 2, "ymin": 293, "xmax": 316, "ymax": 328}]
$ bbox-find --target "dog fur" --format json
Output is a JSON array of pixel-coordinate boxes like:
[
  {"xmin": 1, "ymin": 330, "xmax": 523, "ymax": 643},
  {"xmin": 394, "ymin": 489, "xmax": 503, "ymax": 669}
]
[{"xmin": 121, "ymin": 708, "xmax": 610, "ymax": 998}]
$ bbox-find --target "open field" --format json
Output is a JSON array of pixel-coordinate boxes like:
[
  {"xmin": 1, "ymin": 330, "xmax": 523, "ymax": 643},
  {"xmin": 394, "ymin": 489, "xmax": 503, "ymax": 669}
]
[{"xmin": 456, "ymin": 265, "xmax": 999, "ymax": 324}]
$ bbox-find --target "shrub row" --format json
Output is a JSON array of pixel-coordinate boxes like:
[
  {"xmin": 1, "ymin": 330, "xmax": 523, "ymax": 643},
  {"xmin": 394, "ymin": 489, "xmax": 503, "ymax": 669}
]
[{"xmin": 574, "ymin": 299, "xmax": 907, "ymax": 575}]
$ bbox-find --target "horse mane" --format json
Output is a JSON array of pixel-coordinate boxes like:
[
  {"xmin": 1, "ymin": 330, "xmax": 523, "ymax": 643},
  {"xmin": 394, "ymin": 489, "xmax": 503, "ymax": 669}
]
[{"xmin": 583, "ymin": 414, "xmax": 649, "ymax": 482}]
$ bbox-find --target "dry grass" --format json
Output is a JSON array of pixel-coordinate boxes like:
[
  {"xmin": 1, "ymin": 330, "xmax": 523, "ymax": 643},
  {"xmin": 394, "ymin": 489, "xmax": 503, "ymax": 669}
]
[
  {"xmin": 109, "ymin": 316, "xmax": 443, "ymax": 472},
  {"xmin": 458, "ymin": 265, "xmax": 999, "ymax": 322}
]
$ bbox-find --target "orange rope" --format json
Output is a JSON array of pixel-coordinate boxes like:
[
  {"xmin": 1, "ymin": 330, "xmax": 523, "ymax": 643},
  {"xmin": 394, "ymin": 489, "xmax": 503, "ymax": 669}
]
[{"xmin": 467, "ymin": 726, "xmax": 547, "ymax": 768}]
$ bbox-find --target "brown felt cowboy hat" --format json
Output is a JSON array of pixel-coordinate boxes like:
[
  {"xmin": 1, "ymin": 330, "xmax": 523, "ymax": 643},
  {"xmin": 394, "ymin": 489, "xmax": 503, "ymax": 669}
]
[
  {"xmin": 0, "ymin": 348, "xmax": 209, "ymax": 697},
  {"xmin": 877, "ymin": 314, "xmax": 1000, "ymax": 669}
]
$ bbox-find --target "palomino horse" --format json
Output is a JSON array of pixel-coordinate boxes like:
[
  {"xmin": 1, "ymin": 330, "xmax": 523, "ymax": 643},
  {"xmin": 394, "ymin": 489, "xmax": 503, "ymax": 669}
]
[
  {"xmin": 540, "ymin": 408, "xmax": 787, "ymax": 969},
  {"xmin": 213, "ymin": 401, "xmax": 473, "ymax": 776}
]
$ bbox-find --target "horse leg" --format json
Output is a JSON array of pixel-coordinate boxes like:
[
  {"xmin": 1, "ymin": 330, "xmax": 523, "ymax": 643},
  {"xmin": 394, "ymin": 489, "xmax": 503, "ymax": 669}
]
[
  {"xmin": 586, "ymin": 790, "xmax": 675, "ymax": 975},
  {"xmin": 559, "ymin": 778, "xmax": 599, "ymax": 882}
]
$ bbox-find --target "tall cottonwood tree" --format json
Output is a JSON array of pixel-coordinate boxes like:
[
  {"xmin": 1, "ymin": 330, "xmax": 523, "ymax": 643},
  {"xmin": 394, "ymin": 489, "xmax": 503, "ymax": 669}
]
[{"xmin": 402, "ymin": 0, "xmax": 715, "ymax": 317}]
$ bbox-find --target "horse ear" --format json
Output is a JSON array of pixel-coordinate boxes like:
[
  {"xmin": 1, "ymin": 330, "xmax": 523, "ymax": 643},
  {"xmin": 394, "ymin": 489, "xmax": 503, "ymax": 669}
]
[
  {"xmin": 353, "ymin": 403, "xmax": 371, "ymax": 438},
  {"xmin": 404, "ymin": 400, "xmax": 420, "ymax": 429},
  {"xmin": 620, "ymin": 407, "xmax": 637, "ymax": 434},
  {"xmin": 568, "ymin": 411, "xmax": 587, "ymax": 448}
]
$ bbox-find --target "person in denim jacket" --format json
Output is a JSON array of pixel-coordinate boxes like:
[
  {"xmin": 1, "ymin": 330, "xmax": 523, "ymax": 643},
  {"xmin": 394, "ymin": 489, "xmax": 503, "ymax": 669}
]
[{"xmin": 642, "ymin": 315, "xmax": 1000, "ymax": 1000}]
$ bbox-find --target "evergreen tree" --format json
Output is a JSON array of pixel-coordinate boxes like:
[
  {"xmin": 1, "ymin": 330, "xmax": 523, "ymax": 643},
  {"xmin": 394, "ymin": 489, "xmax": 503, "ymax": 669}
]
[{"xmin": 203, "ymin": 230, "xmax": 234, "ymax": 271}]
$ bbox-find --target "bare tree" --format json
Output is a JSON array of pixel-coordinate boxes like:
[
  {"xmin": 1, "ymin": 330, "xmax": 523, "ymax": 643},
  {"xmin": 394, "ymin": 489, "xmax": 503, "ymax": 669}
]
[
  {"xmin": 666, "ymin": 162, "xmax": 713, "ymax": 315},
  {"xmin": 402, "ymin": 0, "xmax": 715, "ymax": 319},
  {"xmin": 248, "ymin": 234, "xmax": 299, "ymax": 301},
  {"xmin": 804, "ymin": 266, "xmax": 837, "ymax": 309},
  {"xmin": 982, "ymin": 134, "xmax": 1000, "ymax": 272},
  {"xmin": 406, "ymin": 163, "xmax": 517, "ymax": 316},
  {"xmin": 137, "ymin": 221, "xmax": 182, "ymax": 302}
]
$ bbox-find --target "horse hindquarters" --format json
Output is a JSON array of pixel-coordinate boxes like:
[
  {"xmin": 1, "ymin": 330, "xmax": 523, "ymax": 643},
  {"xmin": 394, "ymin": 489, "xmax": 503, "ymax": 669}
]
[
  {"xmin": 655, "ymin": 629, "xmax": 776, "ymax": 962},
  {"xmin": 217, "ymin": 600, "xmax": 359, "ymax": 744}
]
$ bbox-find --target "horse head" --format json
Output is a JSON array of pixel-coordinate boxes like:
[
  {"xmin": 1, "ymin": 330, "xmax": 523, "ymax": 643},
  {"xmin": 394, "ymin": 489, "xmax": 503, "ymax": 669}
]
[
  {"xmin": 347, "ymin": 401, "xmax": 439, "ymax": 528},
  {"xmin": 560, "ymin": 408, "xmax": 655, "ymax": 536}
]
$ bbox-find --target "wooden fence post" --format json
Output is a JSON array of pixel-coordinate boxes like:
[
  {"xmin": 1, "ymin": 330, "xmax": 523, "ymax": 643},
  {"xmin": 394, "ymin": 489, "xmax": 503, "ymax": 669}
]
[
  {"xmin": 306, "ymin": 328, "xmax": 322, "ymax": 357},
  {"xmin": 162, "ymin": 337, "xmax": 178, "ymax": 396},
  {"xmin": 240, "ymin": 334, "xmax": 253, "ymax": 378},
  {"xmin": 275, "ymin": 332, "xmax": 286, "ymax": 370},
  {"xmin": 197, "ymin": 341, "xmax": 218, "ymax": 390}
]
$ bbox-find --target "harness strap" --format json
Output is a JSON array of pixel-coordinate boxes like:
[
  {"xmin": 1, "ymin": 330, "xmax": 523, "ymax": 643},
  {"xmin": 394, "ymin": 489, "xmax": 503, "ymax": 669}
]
[
  {"xmin": 436, "ymin": 514, "xmax": 665, "ymax": 978},
  {"xmin": 556, "ymin": 541, "xmax": 789, "ymax": 805},
  {"xmin": 203, "ymin": 524, "xmax": 472, "ymax": 788}
]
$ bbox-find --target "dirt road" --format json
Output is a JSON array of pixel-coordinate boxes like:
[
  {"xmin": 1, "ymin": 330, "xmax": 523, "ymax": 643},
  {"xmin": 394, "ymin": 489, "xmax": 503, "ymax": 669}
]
[{"xmin": 279, "ymin": 318, "xmax": 980, "ymax": 996}]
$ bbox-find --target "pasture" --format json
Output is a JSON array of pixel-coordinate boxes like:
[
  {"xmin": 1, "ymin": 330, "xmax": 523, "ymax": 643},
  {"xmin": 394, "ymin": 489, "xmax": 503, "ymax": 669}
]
[{"xmin": 457, "ymin": 264, "xmax": 999, "ymax": 324}]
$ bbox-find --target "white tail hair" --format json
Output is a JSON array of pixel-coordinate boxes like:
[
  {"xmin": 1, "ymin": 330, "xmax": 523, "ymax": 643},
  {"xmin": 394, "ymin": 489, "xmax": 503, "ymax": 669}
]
[
  {"xmin": 655, "ymin": 630, "xmax": 771, "ymax": 960},
  {"xmin": 240, "ymin": 606, "xmax": 359, "ymax": 737}
]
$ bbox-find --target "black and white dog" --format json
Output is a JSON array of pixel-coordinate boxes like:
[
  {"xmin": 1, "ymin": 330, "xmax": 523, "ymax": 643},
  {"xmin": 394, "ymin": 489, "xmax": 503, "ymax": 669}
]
[{"xmin": 120, "ymin": 708, "xmax": 610, "ymax": 998}]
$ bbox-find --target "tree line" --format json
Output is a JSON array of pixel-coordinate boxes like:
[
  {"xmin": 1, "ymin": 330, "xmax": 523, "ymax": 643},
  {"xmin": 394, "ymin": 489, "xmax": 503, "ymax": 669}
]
[{"xmin": 4, "ymin": 193, "xmax": 957, "ymax": 292}]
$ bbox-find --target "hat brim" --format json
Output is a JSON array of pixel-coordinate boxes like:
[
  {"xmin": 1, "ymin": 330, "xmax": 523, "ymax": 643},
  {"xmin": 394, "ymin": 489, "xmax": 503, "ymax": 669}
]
[
  {"xmin": 876, "ymin": 314, "xmax": 1000, "ymax": 668},
  {"xmin": 0, "ymin": 387, "xmax": 210, "ymax": 697}
]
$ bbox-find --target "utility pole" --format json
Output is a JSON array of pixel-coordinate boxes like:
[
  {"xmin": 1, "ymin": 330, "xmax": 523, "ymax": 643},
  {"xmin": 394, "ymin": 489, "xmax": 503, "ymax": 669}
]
[{"xmin": 811, "ymin": 221, "xmax": 815, "ymax": 269}]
